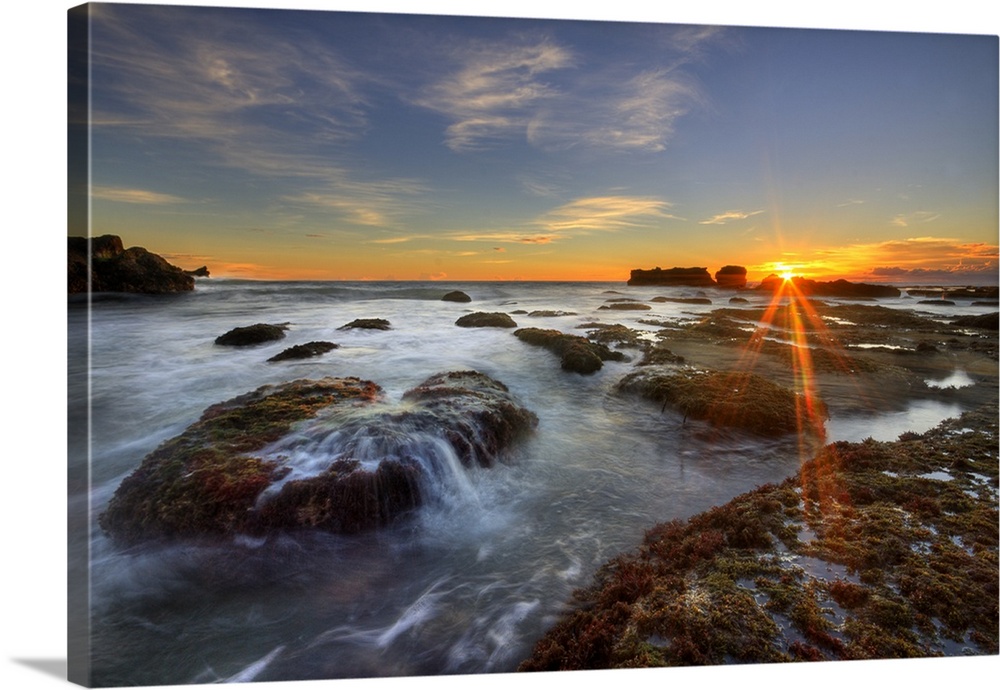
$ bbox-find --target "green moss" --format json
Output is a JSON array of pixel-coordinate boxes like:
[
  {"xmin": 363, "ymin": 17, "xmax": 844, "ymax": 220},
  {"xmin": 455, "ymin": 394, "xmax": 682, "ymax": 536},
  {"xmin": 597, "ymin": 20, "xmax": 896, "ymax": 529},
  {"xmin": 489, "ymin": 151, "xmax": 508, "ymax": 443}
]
[
  {"xmin": 520, "ymin": 400, "xmax": 1000, "ymax": 670},
  {"xmin": 618, "ymin": 368, "xmax": 825, "ymax": 437}
]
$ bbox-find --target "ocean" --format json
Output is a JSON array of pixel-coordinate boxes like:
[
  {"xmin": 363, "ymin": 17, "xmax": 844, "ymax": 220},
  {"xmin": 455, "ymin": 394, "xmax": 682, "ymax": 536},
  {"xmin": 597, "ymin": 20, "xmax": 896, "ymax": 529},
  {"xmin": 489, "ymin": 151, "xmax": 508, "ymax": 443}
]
[{"xmin": 67, "ymin": 279, "xmax": 995, "ymax": 685}]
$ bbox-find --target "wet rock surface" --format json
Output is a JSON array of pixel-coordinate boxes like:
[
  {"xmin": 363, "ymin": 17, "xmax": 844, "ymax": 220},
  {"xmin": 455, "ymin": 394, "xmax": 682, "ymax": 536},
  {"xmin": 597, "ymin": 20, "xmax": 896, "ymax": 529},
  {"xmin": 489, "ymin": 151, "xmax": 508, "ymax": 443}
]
[
  {"xmin": 455, "ymin": 312, "xmax": 518, "ymax": 328},
  {"xmin": 519, "ymin": 402, "xmax": 999, "ymax": 669},
  {"xmin": 514, "ymin": 327, "xmax": 628, "ymax": 374},
  {"xmin": 98, "ymin": 371, "xmax": 536, "ymax": 544},
  {"xmin": 339, "ymin": 318, "xmax": 392, "ymax": 330},
  {"xmin": 267, "ymin": 341, "xmax": 339, "ymax": 362},
  {"xmin": 215, "ymin": 323, "xmax": 289, "ymax": 346}
]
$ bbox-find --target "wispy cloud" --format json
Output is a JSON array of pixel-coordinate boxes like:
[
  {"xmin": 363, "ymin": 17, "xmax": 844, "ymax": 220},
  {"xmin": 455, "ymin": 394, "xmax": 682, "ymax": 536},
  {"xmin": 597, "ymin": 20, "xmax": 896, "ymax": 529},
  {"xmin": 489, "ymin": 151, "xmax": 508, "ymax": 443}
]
[
  {"xmin": 448, "ymin": 194, "xmax": 677, "ymax": 245},
  {"xmin": 699, "ymin": 209, "xmax": 764, "ymax": 225},
  {"xmin": 414, "ymin": 40, "xmax": 574, "ymax": 152},
  {"xmin": 415, "ymin": 27, "xmax": 718, "ymax": 153},
  {"xmin": 91, "ymin": 186, "xmax": 186, "ymax": 204},
  {"xmin": 528, "ymin": 68, "xmax": 705, "ymax": 153},
  {"xmin": 890, "ymin": 211, "xmax": 940, "ymax": 227},
  {"xmin": 538, "ymin": 196, "xmax": 680, "ymax": 232}
]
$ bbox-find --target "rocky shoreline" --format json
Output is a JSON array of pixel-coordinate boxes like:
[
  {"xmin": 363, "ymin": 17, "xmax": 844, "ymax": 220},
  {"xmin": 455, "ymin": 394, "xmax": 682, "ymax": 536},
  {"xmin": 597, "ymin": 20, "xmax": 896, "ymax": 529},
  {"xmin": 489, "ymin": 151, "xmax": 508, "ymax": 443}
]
[
  {"xmin": 68, "ymin": 234, "xmax": 206, "ymax": 294},
  {"xmin": 519, "ymin": 401, "xmax": 998, "ymax": 667},
  {"xmin": 91, "ymin": 273, "xmax": 998, "ymax": 672}
]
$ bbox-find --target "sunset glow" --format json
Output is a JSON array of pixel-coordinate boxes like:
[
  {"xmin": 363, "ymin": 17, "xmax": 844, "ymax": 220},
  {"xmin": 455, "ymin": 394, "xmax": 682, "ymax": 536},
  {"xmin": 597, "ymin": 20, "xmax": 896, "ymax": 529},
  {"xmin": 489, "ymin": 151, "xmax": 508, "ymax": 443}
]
[{"xmin": 72, "ymin": 3, "xmax": 999, "ymax": 284}]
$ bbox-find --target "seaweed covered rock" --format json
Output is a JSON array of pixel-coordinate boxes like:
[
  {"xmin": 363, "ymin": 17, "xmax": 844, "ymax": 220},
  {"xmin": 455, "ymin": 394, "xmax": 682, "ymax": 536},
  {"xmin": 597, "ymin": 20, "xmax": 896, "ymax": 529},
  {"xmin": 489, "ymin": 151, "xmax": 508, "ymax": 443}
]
[
  {"xmin": 455, "ymin": 312, "xmax": 518, "ymax": 328},
  {"xmin": 69, "ymin": 234, "xmax": 195, "ymax": 294},
  {"xmin": 951, "ymin": 312, "xmax": 999, "ymax": 331},
  {"xmin": 400, "ymin": 371, "xmax": 539, "ymax": 466},
  {"xmin": 519, "ymin": 403, "xmax": 999, "ymax": 669},
  {"xmin": 215, "ymin": 323, "xmax": 288, "ymax": 346},
  {"xmin": 515, "ymin": 327, "xmax": 627, "ymax": 374},
  {"xmin": 267, "ymin": 341, "xmax": 339, "ymax": 362},
  {"xmin": 617, "ymin": 367, "xmax": 825, "ymax": 437},
  {"xmin": 99, "ymin": 371, "xmax": 536, "ymax": 544},
  {"xmin": 98, "ymin": 377, "xmax": 383, "ymax": 544}
]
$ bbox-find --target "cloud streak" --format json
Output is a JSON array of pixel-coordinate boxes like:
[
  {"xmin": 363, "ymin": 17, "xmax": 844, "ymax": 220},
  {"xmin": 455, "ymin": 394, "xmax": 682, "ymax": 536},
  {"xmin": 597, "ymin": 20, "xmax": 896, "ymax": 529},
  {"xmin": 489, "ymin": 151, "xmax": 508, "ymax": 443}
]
[
  {"xmin": 91, "ymin": 186, "xmax": 186, "ymax": 204},
  {"xmin": 699, "ymin": 209, "xmax": 764, "ymax": 225}
]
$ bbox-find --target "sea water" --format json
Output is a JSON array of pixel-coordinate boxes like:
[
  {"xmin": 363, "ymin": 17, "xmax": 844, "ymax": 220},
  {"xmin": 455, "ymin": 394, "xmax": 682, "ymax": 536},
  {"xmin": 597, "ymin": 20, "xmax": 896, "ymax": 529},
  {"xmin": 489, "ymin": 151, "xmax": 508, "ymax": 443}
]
[{"xmin": 68, "ymin": 280, "xmax": 994, "ymax": 685}]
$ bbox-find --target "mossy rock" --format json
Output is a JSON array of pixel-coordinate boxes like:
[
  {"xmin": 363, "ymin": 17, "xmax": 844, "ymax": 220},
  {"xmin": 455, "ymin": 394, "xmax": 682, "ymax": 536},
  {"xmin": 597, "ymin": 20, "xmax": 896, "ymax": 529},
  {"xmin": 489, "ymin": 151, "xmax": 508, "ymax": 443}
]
[
  {"xmin": 99, "ymin": 371, "xmax": 536, "ymax": 545},
  {"xmin": 514, "ymin": 327, "xmax": 627, "ymax": 374},
  {"xmin": 618, "ymin": 367, "xmax": 825, "ymax": 437},
  {"xmin": 99, "ymin": 377, "xmax": 382, "ymax": 544},
  {"xmin": 520, "ymin": 402, "xmax": 999, "ymax": 670},
  {"xmin": 455, "ymin": 312, "xmax": 518, "ymax": 328},
  {"xmin": 215, "ymin": 323, "xmax": 288, "ymax": 346}
]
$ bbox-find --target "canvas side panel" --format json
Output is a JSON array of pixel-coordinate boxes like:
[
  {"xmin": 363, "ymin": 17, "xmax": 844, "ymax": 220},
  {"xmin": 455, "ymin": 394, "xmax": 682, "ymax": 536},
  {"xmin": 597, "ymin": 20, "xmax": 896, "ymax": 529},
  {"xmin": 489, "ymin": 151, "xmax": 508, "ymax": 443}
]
[{"xmin": 67, "ymin": 3, "xmax": 93, "ymax": 687}]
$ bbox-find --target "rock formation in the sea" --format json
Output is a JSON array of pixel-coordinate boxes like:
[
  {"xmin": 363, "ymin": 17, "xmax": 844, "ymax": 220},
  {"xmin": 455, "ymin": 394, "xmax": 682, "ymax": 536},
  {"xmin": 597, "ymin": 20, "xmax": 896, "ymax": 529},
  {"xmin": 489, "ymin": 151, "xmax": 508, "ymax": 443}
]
[
  {"xmin": 951, "ymin": 312, "xmax": 999, "ymax": 330},
  {"xmin": 184, "ymin": 266, "xmax": 210, "ymax": 277},
  {"xmin": 757, "ymin": 274, "xmax": 901, "ymax": 299},
  {"xmin": 68, "ymin": 234, "xmax": 196, "ymax": 294},
  {"xmin": 99, "ymin": 371, "xmax": 537, "ymax": 544},
  {"xmin": 617, "ymin": 367, "xmax": 825, "ymax": 437},
  {"xmin": 215, "ymin": 323, "xmax": 288, "ymax": 346},
  {"xmin": 514, "ymin": 327, "xmax": 628, "ymax": 374},
  {"xmin": 651, "ymin": 296, "xmax": 713, "ymax": 305},
  {"xmin": 442, "ymin": 290, "xmax": 472, "ymax": 303},
  {"xmin": 267, "ymin": 341, "xmax": 339, "ymax": 362},
  {"xmin": 339, "ymin": 318, "xmax": 392, "ymax": 330},
  {"xmin": 627, "ymin": 266, "xmax": 717, "ymax": 287},
  {"xmin": 455, "ymin": 312, "xmax": 518, "ymax": 328},
  {"xmin": 714, "ymin": 265, "xmax": 748, "ymax": 288}
]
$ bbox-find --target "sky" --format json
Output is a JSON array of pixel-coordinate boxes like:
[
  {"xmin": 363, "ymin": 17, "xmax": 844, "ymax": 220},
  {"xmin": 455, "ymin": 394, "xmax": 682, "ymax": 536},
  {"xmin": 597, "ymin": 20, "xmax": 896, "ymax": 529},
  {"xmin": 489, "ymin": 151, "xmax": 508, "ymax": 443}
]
[{"xmin": 71, "ymin": 1, "xmax": 999, "ymax": 283}]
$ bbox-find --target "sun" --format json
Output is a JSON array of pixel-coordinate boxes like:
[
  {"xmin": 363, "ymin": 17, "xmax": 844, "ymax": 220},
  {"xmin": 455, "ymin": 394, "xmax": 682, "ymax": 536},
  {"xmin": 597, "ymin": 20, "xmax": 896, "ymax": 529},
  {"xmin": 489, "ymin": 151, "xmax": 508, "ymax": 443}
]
[{"xmin": 781, "ymin": 270, "xmax": 795, "ymax": 282}]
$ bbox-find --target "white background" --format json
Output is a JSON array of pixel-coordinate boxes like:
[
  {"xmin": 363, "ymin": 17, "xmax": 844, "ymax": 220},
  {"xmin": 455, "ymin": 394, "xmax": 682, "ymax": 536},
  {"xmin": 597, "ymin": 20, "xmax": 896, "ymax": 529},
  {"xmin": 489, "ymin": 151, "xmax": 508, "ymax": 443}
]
[{"xmin": 3, "ymin": 1, "xmax": 998, "ymax": 689}]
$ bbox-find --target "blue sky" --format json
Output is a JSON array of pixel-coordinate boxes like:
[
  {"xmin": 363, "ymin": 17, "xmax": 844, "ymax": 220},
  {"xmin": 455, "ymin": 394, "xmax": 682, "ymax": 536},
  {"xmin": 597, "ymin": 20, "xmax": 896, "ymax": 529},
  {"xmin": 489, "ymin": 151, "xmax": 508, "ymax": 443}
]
[{"xmin": 74, "ymin": 1, "xmax": 999, "ymax": 282}]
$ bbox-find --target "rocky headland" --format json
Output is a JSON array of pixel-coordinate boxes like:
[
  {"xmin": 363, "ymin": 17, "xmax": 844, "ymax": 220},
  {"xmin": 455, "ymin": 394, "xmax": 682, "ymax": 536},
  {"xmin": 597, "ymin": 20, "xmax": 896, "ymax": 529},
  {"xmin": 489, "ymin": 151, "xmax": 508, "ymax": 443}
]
[{"xmin": 68, "ymin": 234, "xmax": 202, "ymax": 294}]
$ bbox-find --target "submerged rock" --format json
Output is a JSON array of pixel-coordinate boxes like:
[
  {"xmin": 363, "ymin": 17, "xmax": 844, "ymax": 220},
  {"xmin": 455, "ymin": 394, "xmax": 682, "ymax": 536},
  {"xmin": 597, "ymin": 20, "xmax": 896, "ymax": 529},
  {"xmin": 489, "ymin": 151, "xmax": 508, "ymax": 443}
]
[
  {"xmin": 215, "ymin": 323, "xmax": 288, "ymax": 346},
  {"xmin": 455, "ymin": 312, "xmax": 518, "ymax": 328},
  {"xmin": 267, "ymin": 341, "xmax": 339, "ymax": 362},
  {"xmin": 99, "ymin": 371, "xmax": 536, "ymax": 545},
  {"xmin": 514, "ymin": 327, "xmax": 627, "ymax": 374}
]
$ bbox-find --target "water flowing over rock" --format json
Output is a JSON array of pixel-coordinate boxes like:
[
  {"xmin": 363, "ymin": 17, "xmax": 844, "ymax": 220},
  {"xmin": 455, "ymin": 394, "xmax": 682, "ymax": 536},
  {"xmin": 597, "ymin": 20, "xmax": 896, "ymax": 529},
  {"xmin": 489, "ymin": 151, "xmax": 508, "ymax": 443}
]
[
  {"xmin": 98, "ymin": 371, "xmax": 536, "ymax": 544},
  {"xmin": 68, "ymin": 234, "xmax": 196, "ymax": 294}
]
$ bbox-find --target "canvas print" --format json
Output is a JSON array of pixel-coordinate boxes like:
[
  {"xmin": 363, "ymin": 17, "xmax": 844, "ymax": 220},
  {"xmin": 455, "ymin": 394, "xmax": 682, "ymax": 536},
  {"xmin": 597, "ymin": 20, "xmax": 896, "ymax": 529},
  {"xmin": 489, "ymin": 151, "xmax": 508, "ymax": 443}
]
[{"xmin": 67, "ymin": 2, "xmax": 999, "ymax": 687}]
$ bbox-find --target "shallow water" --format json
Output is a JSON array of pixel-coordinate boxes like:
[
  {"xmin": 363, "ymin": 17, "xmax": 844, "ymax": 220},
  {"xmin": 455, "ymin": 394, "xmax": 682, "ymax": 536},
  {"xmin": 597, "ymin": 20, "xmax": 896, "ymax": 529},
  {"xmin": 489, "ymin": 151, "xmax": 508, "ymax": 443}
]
[{"xmin": 69, "ymin": 280, "xmax": 986, "ymax": 685}]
